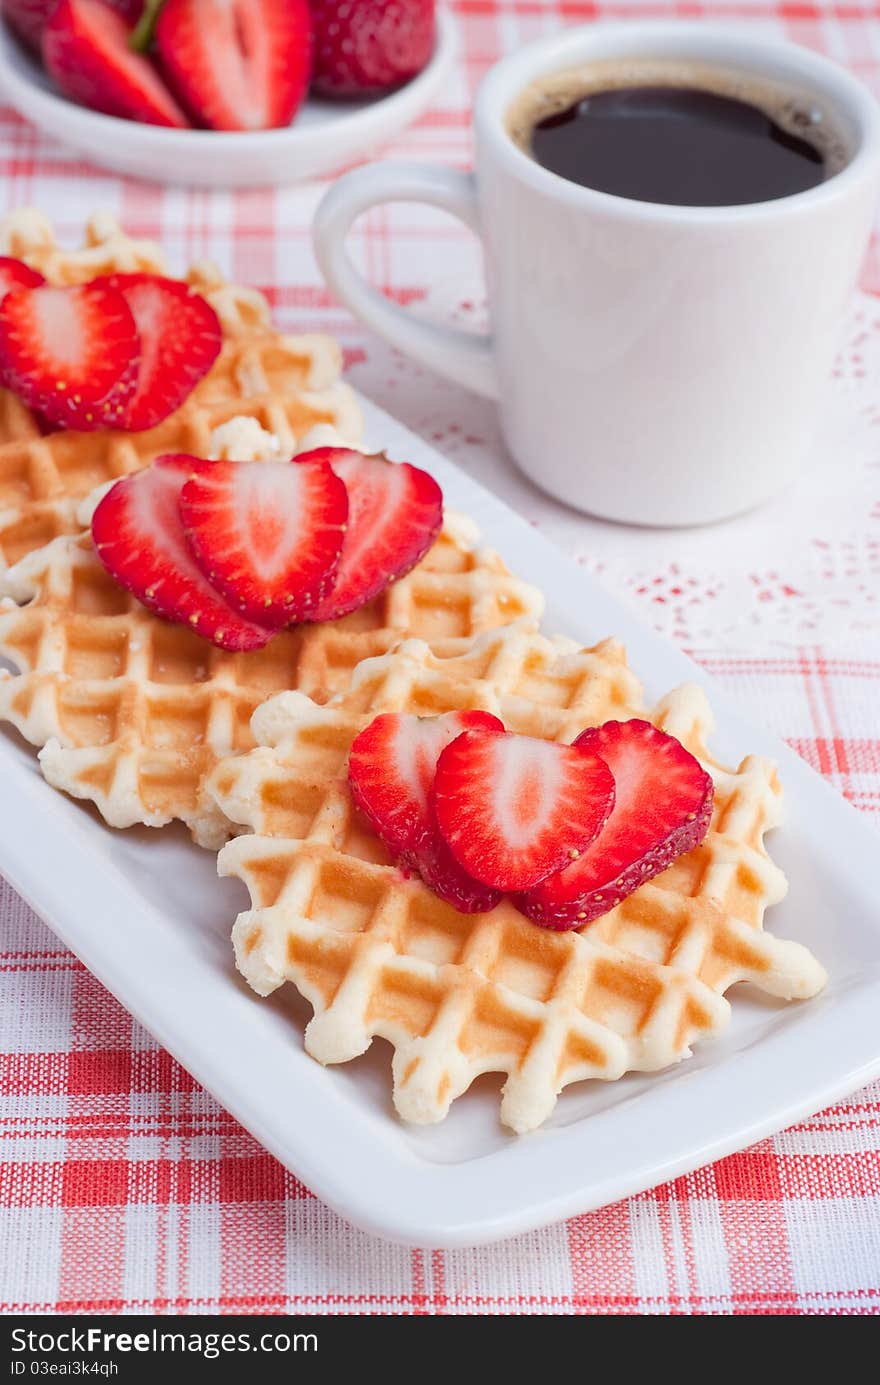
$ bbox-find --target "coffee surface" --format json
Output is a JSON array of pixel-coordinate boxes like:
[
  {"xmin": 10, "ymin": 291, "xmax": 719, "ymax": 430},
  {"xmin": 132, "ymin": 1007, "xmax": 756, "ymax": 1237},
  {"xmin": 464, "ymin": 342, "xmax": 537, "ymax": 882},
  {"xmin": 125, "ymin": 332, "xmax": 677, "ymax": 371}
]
[{"xmin": 529, "ymin": 84, "xmax": 827, "ymax": 205}]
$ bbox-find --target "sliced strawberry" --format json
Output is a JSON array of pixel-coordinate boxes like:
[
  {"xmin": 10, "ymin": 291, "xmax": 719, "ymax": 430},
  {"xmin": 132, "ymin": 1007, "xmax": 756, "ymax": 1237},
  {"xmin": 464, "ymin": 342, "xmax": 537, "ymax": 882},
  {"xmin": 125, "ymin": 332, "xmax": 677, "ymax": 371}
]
[
  {"xmin": 91, "ymin": 455, "xmax": 275, "ymax": 652},
  {"xmin": 297, "ymin": 448, "xmax": 443, "ymax": 622},
  {"xmin": 155, "ymin": 0, "xmax": 312, "ymax": 132},
  {"xmin": 348, "ymin": 710, "xmax": 505, "ymax": 913},
  {"xmin": 43, "ymin": 0, "xmax": 189, "ymax": 128},
  {"xmin": 0, "ymin": 258, "xmax": 45, "ymax": 300},
  {"xmin": 92, "ymin": 273, "xmax": 222, "ymax": 432},
  {"xmin": 520, "ymin": 720, "xmax": 715, "ymax": 930},
  {"xmin": 178, "ymin": 458, "xmax": 348, "ymax": 628},
  {"xmin": 0, "ymin": 281, "xmax": 140, "ymax": 431},
  {"xmin": 432, "ymin": 729, "xmax": 616, "ymax": 892}
]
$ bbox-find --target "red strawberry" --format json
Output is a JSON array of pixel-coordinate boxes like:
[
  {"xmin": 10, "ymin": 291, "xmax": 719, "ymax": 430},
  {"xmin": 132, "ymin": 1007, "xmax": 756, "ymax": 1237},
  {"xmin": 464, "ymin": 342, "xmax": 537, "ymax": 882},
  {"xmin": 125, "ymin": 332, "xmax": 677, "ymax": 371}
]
[
  {"xmin": 4, "ymin": 0, "xmax": 142, "ymax": 48},
  {"xmin": 91, "ymin": 455, "xmax": 275, "ymax": 652},
  {"xmin": 155, "ymin": 0, "xmax": 312, "ymax": 132},
  {"xmin": 3, "ymin": 0, "xmax": 57, "ymax": 51},
  {"xmin": 311, "ymin": 0, "xmax": 435, "ymax": 98},
  {"xmin": 520, "ymin": 720, "xmax": 715, "ymax": 930},
  {"xmin": 0, "ymin": 257, "xmax": 45, "ymax": 299},
  {"xmin": 42, "ymin": 0, "xmax": 189, "ymax": 128},
  {"xmin": 92, "ymin": 273, "xmax": 222, "ymax": 432},
  {"xmin": 348, "ymin": 710, "xmax": 505, "ymax": 913},
  {"xmin": 0, "ymin": 281, "xmax": 140, "ymax": 430},
  {"xmin": 432, "ymin": 728, "xmax": 616, "ymax": 893},
  {"xmin": 297, "ymin": 448, "xmax": 443, "ymax": 622},
  {"xmin": 178, "ymin": 458, "xmax": 348, "ymax": 628}
]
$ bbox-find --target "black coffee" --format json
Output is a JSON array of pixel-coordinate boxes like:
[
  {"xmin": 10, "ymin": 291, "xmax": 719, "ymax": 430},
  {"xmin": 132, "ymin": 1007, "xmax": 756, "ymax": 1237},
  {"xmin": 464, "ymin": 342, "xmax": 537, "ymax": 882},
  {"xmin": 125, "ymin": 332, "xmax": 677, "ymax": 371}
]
[{"xmin": 525, "ymin": 82, "xmax": 831, "ymax": 207}]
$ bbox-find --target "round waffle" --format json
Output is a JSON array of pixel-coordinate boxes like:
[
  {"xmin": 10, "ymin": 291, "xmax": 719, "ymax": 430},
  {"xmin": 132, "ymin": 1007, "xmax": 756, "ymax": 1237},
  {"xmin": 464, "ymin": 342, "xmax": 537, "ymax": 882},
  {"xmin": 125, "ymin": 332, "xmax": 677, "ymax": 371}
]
[
  {"xmin": 0, "ymin": 525, "xmax": 544, "ymax": 846},
  {"xmin": 208, "ymin": 626, "xmax": 826, "ymax": 1132},
  {"xmin": 0, "ymin": 210, "xmax": 361, "ymax": 572}
]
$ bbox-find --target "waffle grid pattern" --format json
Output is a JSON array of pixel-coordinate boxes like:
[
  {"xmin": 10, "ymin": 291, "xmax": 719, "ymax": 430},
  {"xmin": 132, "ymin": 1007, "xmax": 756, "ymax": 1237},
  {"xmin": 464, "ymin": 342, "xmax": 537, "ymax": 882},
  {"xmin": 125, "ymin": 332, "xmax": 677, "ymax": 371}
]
[
  {"xmin": 210, "ymin": 628, "xmax": 824, "ymax": 1131},
  {"xmin": 0, "ymin": 211, "xmax": 361, "ymax": 570},
  {"xmin": 0, "ymin": 534, "xmax": 544, "ymax": 844}
]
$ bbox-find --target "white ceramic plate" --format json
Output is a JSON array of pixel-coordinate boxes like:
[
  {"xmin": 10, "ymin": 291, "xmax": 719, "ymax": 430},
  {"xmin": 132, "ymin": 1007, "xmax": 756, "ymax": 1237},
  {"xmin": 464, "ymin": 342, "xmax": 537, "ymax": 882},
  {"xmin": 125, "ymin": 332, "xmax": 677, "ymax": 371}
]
[
  {"xmin": 0, "ymin": 12, "xmax": 455, "ymax": 187},
  {"xmin": 1, "ymin": 393, "xmax": 879, "ymax": 1247}
]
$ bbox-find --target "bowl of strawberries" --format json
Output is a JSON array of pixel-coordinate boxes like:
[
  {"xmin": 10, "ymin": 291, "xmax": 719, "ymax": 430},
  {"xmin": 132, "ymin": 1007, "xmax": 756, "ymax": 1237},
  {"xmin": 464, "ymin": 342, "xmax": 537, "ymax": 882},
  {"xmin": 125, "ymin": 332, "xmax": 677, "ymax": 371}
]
[{"xmin": 0, "ymin": 0, "xmax": 453, "ymax": 185}]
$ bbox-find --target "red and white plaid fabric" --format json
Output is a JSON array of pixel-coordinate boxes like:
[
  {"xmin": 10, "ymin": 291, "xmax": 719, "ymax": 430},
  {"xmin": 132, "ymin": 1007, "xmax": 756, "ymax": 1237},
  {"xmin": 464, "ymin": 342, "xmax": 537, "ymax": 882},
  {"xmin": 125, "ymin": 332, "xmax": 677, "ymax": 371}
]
[{"xmin": 1, "ymin": 0, "xmax": 879, "ymax": 1316}]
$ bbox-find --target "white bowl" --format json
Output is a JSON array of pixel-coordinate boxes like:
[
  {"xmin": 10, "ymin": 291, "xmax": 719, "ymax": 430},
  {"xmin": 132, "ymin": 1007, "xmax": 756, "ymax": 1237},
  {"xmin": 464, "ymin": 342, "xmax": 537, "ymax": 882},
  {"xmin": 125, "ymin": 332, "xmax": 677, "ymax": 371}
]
[{"xmin": 0, "ymin": 9, "xmax": 455, "ymax": 187}]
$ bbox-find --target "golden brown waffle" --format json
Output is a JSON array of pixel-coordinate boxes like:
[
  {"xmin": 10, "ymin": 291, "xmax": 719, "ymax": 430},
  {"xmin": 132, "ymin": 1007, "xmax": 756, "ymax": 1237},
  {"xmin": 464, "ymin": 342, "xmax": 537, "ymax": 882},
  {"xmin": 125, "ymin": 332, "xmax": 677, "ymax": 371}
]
[
  {"xmin": 0, "ymin": 208, "xmax": 166, "ymax": 286},
  {"xmin": 0, "ymin": 525, "xmax": 544, "ymax": 847},
  {"xmin": 0, "ymin": 210, "xmax": 361, "ymax": 570},
  {"xmin": 209, "ymin": 626, "xmax": 826, "ymax": 1133}
]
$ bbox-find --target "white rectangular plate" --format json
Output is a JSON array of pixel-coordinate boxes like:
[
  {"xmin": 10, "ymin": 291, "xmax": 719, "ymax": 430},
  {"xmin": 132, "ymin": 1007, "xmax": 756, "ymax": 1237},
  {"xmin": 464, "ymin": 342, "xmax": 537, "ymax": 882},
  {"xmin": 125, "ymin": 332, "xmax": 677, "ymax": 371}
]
[{"xmin": 1, "ymin": 395, "xmax": 879, "ymax": 1248}]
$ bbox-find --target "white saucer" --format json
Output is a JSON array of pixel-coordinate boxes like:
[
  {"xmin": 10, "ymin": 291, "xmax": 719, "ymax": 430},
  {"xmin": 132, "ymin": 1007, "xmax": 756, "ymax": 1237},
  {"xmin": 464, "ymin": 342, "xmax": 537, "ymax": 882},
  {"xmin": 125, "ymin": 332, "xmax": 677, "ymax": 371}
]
[{"xmin": 0, "ymin": 10, "xmax": 455, "ymax": 187}]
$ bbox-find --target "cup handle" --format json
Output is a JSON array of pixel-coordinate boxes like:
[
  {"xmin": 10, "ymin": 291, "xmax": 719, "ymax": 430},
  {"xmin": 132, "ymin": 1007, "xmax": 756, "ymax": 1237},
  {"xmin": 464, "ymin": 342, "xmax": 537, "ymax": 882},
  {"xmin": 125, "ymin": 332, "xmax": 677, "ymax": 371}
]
[{"xmin": 313, "ymin": 162, "xmax": 499, "ymax": 401}]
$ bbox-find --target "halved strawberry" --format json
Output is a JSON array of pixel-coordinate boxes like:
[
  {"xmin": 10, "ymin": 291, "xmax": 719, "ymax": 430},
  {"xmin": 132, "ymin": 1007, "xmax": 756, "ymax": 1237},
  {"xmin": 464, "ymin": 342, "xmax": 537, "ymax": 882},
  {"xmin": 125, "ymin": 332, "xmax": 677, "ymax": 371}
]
[
  {"xmin": 155, "ymin": 0, "xmax": 312, "ymax": 132},
  {"xmin": 92, "ymin": 273, "xmax": 222, "ymax": 431},
  {"xmin": 5, "ymin": 0, "xmax": 142, "ymax": 50},
  {"xmin": 178, "ymin": 458, "xmax": 348, "ymax": 628},
  {"xmin": 432, "ymin": 728, "xmax": 616, "ymax": 892},
  {"xmin": 520, "ymin": 720, "xmax": 715, "ymax": 930},
  {"xmin": 0, "ymin": 258, "xmax": 45, "ymax": 300},
  {"xmin": 297, "ymin": 448, "xmax": 443, "ymax": 622},
  {"xmin": 43, "ymin": 0, "xmax": 189, "ymax": 128},
  {"xmin": 348, "ymin": 710, "xmax": 505, "ymax": 913},
  {"xmin": 91, "ymin": 455, "xmax": 275, "ymax": 652},
  {"xmin": 0, "ymin": 281, "xmax": 140, "ymax": 430}
]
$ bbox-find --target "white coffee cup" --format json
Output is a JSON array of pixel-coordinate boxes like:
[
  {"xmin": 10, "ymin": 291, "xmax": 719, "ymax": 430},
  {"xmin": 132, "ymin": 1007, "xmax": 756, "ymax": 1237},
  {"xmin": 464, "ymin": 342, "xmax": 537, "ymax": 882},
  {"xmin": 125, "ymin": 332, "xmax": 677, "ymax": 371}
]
[{"xmin": 313, "ymin": 23, "xmax": 880, "ymax": 525}]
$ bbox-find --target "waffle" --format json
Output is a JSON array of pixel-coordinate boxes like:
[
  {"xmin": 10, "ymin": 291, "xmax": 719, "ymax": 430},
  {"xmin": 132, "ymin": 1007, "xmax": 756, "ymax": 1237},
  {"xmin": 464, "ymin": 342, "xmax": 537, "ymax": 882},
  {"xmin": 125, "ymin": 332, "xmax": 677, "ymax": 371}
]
[
  {"xmin": 209, "ymin": 626, "xmax": 826, "ymax": 1133},
  {"xmin": 0, "ymin": 522, "xmax": 543, "ymax": 847},
  {"xmin": 0, "ymin": 210, "xmax": 361, "ymax": 571}
]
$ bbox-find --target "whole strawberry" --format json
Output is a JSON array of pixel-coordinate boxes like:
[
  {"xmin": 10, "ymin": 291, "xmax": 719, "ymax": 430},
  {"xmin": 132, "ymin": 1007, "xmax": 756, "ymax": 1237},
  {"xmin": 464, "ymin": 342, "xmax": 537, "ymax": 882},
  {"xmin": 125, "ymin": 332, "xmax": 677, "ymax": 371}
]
[{"xmin": 311, "ymin": 0, "xmax": 435, "ymax": 98}]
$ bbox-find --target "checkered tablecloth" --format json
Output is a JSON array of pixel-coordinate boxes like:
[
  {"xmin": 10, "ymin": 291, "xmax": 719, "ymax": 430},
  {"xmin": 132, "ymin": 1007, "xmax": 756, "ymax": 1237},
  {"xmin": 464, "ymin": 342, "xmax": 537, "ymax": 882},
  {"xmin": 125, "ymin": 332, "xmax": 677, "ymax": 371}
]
[{"xmin": 1, "ymin": 0, "xmax": 879, "ymax": 1316}]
